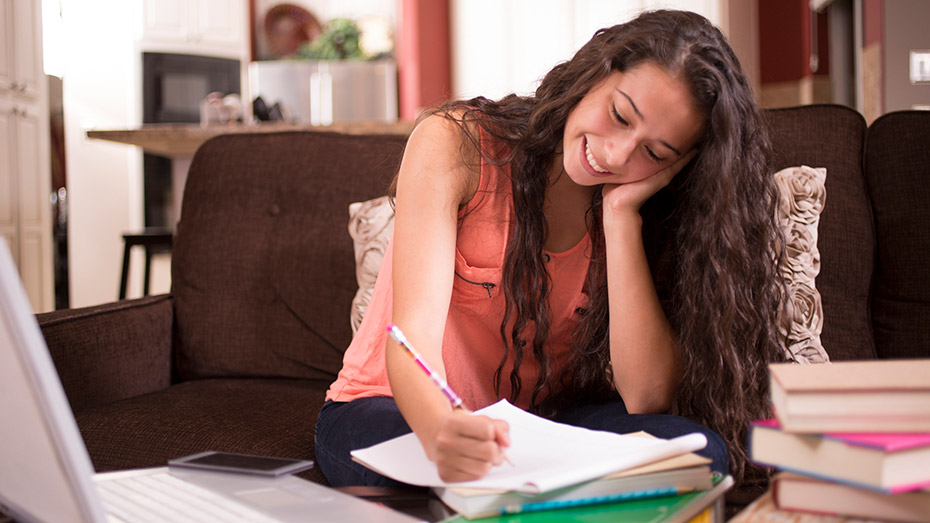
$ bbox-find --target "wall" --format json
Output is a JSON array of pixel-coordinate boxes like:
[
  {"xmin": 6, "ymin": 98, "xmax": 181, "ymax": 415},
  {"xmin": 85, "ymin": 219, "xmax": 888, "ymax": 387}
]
[
  {"xmin": 724, "ymin": 0, "xmax": 760, "ymax": 96},
  {"xmin": 449, "ymin": 0, "xmax": 754, "ymax": 103},
  {"xmin": 60, "ymin": 0, "xmax": 144, "ymax": 308},
  {"xmin": 861, "ymin": 0, "xmax": 883, "ymax": 122},
  {"xmin": 882, "ymin": 0, "xmax": 930, "ymax": 113}
]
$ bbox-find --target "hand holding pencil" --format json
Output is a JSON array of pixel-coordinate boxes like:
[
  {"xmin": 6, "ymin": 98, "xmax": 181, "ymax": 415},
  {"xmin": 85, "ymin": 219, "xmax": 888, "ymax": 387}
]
[{"xmin": 387, "ymin": 324, "xmax": 514, "ymax": 476}]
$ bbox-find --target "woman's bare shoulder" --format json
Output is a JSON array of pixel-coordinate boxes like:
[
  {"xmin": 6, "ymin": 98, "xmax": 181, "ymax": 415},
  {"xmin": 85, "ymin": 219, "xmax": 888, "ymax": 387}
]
[{"xmin": 403, "ymin": 110, "xmax": 482, "ymax": 203}]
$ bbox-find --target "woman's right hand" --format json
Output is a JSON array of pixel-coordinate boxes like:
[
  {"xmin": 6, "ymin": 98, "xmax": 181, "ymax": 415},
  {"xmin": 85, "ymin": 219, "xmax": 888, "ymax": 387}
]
[{"xmin": 430, "ymin": 411, "xmax": 511, "ymax": 482}]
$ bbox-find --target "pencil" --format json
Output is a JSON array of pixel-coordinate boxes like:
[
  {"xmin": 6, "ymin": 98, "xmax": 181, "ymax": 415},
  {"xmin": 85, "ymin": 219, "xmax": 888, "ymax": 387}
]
[
  {"xmin": 386, "ymin": 324, "xmax": 465, "ymax": 409},
  {"xmin": 386, "ymin": 324, "xmax": 514, "ymax": 466}
]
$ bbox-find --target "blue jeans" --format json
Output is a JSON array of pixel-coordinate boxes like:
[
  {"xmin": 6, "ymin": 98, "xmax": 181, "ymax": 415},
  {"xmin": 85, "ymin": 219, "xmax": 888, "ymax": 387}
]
[{"xmin": 314, "ymin": 396, "xmax": 728, "ymax": 487}]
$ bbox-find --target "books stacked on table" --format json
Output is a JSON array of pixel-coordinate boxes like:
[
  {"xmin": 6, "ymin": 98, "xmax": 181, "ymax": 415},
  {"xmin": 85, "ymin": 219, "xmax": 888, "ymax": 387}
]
[
  {"xmin": 749, "ymin": 359, "xmax": 930, "ymax": 522},
  {"xmin": 352, "ymin": 399, "xmax": 733, "ymax": 521},
  {"xmin": 435, "ymin": 434, "xmax": 720, "ymax": 520}
]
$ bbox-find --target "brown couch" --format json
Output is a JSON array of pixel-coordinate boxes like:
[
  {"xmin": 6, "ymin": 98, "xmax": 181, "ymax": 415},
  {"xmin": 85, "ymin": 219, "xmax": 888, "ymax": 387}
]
[{"xmin": 37, "ymin": 105, "xmax": 930, "ymax": 497}]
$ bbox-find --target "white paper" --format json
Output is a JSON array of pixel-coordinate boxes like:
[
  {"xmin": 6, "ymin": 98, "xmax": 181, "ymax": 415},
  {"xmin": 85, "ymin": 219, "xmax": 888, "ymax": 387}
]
[{"xmin": 350, "ymin": 399, "xmax": 707, "ymax": 493}]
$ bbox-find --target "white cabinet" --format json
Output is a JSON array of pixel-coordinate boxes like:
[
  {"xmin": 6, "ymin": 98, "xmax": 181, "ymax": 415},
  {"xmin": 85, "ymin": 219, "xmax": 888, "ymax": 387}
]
[
  {"xmin": 0, "ymin": 0, "xmax": 53, "ymax": 312},
  {"xmin": 141, "ymin": 0, "xmax": 245, "ymax": 58},
  {"xmin": 1, "ymin": 0, "xmax": 42, "ymax": 100}
]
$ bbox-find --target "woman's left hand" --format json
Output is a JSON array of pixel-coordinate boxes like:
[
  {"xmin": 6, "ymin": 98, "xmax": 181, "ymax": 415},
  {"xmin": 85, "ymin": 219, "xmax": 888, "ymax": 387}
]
[{"xmin": 601, "ymin": 149, "xmax": 697, "ymax": 215}]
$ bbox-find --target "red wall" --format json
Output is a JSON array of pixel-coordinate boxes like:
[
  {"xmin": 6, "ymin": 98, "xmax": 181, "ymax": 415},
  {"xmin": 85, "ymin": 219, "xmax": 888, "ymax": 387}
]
[
  {"xmin": 397, "ymin": 0, "xmax": 452, "ymax": 121},
  {"xmin": 759, "ymin": 0, "xmax": 830, "ymax": 83},
  {"xmin": 863, "ymin": 0, "xmax": 883, "ymax": 46}
]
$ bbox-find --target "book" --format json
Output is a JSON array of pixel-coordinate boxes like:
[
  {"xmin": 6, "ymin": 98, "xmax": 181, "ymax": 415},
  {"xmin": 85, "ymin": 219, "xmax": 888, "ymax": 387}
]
[
  {"xmin": 749, "ymin": 418, "xmax": 930, "ymax": 492},
  {"xmin": 351, "ymin": 399, "xmax": 707, "ymax": 494},
  {"xmin": 730, "ymin": 488, "xmax": 861, "ymax": 523},
  {"xmin": 772, "ymin": 472, "xmax": 930, "ymax": 523},
  {"xmin": 438, "ymin": 474, "xmax": 733, "ymax": 523},
  {"xmin": 768, "ymin": 359, "xmax": 930, "ymax": 432},
  {"xmin": 435, "ymin": 437, "xmax": 712, "ymax": 518}
]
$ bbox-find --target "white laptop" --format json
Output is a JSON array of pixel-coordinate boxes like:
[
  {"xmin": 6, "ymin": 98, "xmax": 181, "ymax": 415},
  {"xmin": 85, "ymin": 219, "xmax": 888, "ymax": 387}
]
[{"xmin": 0, "ymin": 239, "xmax": 422, "ymax": 523}]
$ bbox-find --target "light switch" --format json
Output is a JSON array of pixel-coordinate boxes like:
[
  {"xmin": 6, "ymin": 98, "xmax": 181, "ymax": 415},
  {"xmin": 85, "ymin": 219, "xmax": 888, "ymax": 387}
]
[{"xmin": 910, "ymin": 50, "xmax": 930, "ymax": 84}]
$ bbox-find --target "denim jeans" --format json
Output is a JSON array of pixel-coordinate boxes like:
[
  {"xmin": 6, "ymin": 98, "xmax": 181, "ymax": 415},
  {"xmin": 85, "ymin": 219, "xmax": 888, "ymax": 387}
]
[{"xmin": 314, "ymin": 395, "xmax": 728, "ymax": 487}]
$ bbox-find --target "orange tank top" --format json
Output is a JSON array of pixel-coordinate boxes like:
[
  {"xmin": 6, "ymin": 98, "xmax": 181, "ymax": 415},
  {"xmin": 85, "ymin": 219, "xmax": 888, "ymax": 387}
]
[{"xmin": 326, "ymin": 131, "xmax": 592, "ymax": 410}]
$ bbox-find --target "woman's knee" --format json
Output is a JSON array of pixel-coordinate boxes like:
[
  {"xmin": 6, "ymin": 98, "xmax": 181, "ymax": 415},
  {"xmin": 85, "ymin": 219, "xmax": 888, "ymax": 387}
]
[{"xmin": 314, "ymin": 397, "xmax": 413, "ymax": 487}]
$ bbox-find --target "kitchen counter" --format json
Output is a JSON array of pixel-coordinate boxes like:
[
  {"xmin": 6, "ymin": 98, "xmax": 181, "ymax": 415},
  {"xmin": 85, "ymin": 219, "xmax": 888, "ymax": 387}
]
[
  {"xmin": 86, "ymin": 121, "xmax": 414, "ymax": 228},
  {"xmin": 87, "ymin": 121, "xmax": 415, "ymax": 158}
]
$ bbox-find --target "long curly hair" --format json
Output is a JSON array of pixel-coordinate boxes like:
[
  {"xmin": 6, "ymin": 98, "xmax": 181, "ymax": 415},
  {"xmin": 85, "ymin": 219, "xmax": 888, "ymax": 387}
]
[{"xmin": 421, "ymin": 10, "xmax": 788, "ymax": 485}]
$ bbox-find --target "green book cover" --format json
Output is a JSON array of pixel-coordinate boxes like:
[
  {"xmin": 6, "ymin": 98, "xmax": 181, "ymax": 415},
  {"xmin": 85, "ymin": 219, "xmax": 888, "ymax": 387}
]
[{"xmin": 439, "ymin": 475, "xmax": 732, "ymax": 523}]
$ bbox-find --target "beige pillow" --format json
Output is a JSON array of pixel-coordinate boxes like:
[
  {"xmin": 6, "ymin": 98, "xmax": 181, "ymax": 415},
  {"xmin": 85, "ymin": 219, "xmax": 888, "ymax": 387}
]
[
  {"xmin": 348, "ymin": 196, "xmax": 395, "ymax": 335},
  {"xmin": 773, "ymin": 165, "xmax": 829, "ymax": 364}
]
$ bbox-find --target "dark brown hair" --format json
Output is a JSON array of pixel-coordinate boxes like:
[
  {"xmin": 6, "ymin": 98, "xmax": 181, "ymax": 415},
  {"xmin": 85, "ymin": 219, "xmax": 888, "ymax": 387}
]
[{"xmin": 419, "ymin": 10, "xmax": 787, "ymax": 485}]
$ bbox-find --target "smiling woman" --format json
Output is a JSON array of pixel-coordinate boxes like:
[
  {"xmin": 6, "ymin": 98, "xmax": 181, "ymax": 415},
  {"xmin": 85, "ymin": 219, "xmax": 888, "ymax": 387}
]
[
  {"xmin": 316, "ymin": 9, "xmax": 787, "ymax": 491},
  {"xmin": 560, "ymin": 65, "xmax": 705, "ymax": 186}
]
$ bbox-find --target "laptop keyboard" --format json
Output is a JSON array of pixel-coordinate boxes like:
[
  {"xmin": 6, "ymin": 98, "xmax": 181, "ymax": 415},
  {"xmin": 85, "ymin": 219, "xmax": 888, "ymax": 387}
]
[{"xmin": 96, "ymin": 472, "xmax": 278, "ymax": 523}]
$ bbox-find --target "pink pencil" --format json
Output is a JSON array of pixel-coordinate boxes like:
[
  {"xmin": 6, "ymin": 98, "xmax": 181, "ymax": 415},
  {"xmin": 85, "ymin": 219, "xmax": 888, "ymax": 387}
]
[
  {"xmin": 386, "ymin": 324, "xmax": 514, "ymax": 466},
  {"xmin": 386, "ymin": 324, "xmax": 465, "ymax": 409}
]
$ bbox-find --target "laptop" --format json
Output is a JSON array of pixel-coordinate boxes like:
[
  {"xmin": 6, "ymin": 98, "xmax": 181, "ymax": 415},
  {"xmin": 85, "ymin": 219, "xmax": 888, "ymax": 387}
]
[{"xmin": 0, "ymin": 239, "xmax": 422, "ymax": 523}]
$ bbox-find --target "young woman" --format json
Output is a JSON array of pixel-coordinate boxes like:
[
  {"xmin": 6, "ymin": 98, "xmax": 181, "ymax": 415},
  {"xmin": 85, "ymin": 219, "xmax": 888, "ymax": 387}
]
[{"xmin": 316, "ymin": 9, "xmax": 786, "ymax": 488}]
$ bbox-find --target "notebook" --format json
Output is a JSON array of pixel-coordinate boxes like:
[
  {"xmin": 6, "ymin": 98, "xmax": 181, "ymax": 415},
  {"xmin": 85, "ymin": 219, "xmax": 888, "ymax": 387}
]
[{"xmin": 0, "ymin": 239, "xmax": 421, "ymax": 523}]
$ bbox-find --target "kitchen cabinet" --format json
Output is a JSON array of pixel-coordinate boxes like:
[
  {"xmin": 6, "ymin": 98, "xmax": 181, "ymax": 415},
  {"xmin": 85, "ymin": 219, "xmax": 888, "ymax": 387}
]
[
  {"xmin": 0, "ymin": 0, "xmax": 42, "ymax": 101},
  {"xmin": 0, "ymin": 0, "xmax": 53, "ymax": 312},
  {"xmin": 141, "ymin": 0, "xmax": 246, "ymax": 58}
]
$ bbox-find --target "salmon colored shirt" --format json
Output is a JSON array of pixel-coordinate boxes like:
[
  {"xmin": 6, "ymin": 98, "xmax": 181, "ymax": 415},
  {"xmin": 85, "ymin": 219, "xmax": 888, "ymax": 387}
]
[{"xmin": 326, "ymin": 131, "xmax": 592, "ymax": 410}]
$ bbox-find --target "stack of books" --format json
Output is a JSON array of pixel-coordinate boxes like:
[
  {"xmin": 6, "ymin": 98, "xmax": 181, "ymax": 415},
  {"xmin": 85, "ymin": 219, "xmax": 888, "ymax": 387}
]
[
  {"xmin": 352, "ymin": 399, "xmax": 733, "ymax": 521},
  {"xmin": 434, "ymin": 433, "xmax": 727, "ymax": 520},
  {"xmin": 748, "ymin": 359, "xmax": 930, "ymax": 522}
]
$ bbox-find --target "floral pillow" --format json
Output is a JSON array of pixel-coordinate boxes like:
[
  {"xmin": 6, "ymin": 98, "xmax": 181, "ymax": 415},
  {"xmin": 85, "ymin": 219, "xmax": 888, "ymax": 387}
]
[
  {"xmin": 347, "ymin": 196, "xmax": 395, "ymax": 335},
  {"xmin": 773, "ymin": 165, "xmax": 830, "ymax": 364}
]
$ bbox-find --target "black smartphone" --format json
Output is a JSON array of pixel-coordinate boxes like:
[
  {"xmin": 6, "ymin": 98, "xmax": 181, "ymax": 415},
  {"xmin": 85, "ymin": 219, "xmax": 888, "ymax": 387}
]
[{"xmin": 168, "ymin": 451, "xmax": 314, "ymax": 477}]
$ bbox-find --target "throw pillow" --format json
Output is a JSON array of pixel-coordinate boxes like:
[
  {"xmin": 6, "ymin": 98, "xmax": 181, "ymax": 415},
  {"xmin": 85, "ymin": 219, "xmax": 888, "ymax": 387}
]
[
  {"xmin": 348, "ymin": 195, "xmax": 395, "ymax": 335},
  {"xmin": 773, "ymin": 165, "xmax": 830, "ymax": 364}
]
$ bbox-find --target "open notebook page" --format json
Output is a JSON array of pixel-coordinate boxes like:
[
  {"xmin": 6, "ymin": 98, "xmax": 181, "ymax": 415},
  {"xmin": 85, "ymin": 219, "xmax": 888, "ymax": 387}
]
[{"xmin": 350, "ymin": 399, "xmax": 707, "ymax": 494}]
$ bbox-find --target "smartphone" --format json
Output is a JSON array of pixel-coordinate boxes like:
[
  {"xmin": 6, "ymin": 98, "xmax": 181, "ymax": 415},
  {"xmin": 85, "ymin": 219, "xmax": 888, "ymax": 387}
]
[{"xmin": 168, "ymin": 451, "xmax": 315, "ymax": 477}]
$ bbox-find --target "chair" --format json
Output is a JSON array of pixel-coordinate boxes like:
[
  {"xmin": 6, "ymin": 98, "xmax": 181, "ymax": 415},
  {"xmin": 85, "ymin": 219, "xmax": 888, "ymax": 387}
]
[{"xmin": 118, "ymin": 228, "xmax": 173, "ymax": 299}]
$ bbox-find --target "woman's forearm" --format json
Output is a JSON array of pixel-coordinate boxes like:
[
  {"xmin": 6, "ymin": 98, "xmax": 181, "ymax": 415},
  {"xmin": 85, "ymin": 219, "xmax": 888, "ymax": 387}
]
[{"xmin": 603, "ymin": 210, "xmax": 681, "ymax": 413}]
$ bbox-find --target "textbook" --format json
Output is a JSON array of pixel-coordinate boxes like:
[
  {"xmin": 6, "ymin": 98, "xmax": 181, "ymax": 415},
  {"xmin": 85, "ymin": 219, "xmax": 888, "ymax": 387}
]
[
  {"xmin": 435, "ymin": 437, "xmax": 712, "ymax": 518},
  {"xmin": 772, "ymin": 472, "xmax": 930, "ymax": 523},
  {"xmin": 768, "ymin": 359, "xmax": 930, "ymax": 433},
  {"xmin": 749, "ymin": 419, "xmax": 930, "ymax": 492},
  {"xmin": 351, "ymin": 400, "xmax": 707, "ymax": 494},
  {"xmin": 439, "ymin": 474, "xmax": 733, "ymax": 523}
]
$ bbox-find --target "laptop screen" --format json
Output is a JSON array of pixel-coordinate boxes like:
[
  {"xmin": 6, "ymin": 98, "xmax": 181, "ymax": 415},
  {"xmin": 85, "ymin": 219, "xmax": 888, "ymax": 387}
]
[{"xmin": 0, "ymin": 239, "xmax": 106, "ymax": 522}]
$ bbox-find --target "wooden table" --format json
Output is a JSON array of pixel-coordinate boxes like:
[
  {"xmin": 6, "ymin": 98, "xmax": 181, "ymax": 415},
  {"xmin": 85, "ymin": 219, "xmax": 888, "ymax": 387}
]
[
  {"xmin": 87, "ymin": 121, "xmax": 414, "ymax": 159},
  {"xmin": 87, "ymin": 121, "xmax": 415, "ymax": 226}
]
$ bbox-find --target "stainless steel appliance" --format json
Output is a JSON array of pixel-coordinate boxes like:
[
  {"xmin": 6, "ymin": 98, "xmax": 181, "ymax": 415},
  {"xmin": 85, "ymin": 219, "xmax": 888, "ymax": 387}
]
[{"xmin": 248, "ymin": 59, "xmax": 398, "ymax": 125}]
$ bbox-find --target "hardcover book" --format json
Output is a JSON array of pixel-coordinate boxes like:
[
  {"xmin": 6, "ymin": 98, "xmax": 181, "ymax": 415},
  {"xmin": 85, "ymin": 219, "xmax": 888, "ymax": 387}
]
[
  {"xmin": 749, "ymin": 419, "xmax": 930, "ymax": 492},
  {"xmin": 768, "ymin": 359, "xmax": 930, "ymax": 433},
  {"xmin": 772, "ymin": 472, "xmax": 930, "ymax": 523}
]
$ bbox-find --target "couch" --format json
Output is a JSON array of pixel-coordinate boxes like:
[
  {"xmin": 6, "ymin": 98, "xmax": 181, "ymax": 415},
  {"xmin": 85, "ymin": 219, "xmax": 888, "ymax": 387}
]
[{"xmin": 37, "ymin": 105, "xmax": 930, "ymax": 501}]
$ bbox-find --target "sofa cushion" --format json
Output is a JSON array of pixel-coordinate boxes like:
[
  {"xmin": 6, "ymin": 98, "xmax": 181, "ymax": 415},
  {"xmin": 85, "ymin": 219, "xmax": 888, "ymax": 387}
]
[
  {"xmin": 864, "ymin": 110, "xmax": 930, "ymax": 359},
  {"xmin": 75, "ymin": 378, "xmax": 330, "ymax": 484},
  {"xmin": 773, "ymin": 165, "xmax": 828, "ymax": 364},
  {"xmin": 172, "ymin": 131, "xmax": 407, "ymax": 381},
  {"xmin": 348, "ymin": 195, "xmax": 395, "ymax": 336},
  {"xmin": 765, "ymin": 105, "xmax": 875, "ymax": 360},
  {"xmin": 38, "ymin": 295, "xmax": 173, "ymax": 412}
]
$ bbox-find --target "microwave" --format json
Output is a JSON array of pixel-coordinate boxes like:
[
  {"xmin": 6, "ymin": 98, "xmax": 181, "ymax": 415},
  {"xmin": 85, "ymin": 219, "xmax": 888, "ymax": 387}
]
[{"xmin": 142, "ymin": 52, "xmax": 240, "ymax": 124}]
